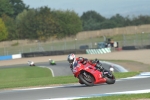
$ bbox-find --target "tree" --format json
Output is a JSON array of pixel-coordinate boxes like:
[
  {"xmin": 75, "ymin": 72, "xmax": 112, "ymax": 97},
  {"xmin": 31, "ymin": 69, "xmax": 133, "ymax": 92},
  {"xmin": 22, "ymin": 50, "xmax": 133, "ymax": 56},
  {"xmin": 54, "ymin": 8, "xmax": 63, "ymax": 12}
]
[
  {"xmin": 16, "ymin": 6, "xmax": 60, "ymax": 41},
  {"xmin": 110, "ymin": 14, "xmax": 125, "ymax": 27},
  {"xmin": 2, "ymin": 14, "xmax": 17, "ymax": 40},
  {"xmin": 0, "ymin": 18, "xmax": 8, "ymax": 41},
  {"xmin": 52, "ymin": 10, "xmax": 82, "ymax": 38},
  {"xmin": 100, "ymin": 20, "xmax": 117, "ymax": 29},
  {"xmin": 131, "ymin": 15, "xmax": 150, "ymax": 25},
  {"xmin": 16, "ymin": 9, "xmax": 36, "ymax": 39},
  {"xmin": 81, "ymin": 10, "xmax": 106, "ymax": 31},
  {"xmin": 124, "ymin": 16, "xmax": 132, "ymax": 26},
  {"xmin": 9, "ymin": 0, "xmax": 29, "ymax": 18},
  {"xmin": 35, "ymin": 7, "xmax": 59, "ymax": 41},
  {"xmin": 0, "ymin": 0, "xmax": 14, "ymax": 17}
]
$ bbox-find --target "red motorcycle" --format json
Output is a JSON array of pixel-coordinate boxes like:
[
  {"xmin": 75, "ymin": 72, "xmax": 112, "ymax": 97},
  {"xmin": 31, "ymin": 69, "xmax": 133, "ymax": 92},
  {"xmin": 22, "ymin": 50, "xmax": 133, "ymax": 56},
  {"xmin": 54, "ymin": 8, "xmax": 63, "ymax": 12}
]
[{"xmin": 72, "ymin": 61, "xmax": 115, "ymax": 86}]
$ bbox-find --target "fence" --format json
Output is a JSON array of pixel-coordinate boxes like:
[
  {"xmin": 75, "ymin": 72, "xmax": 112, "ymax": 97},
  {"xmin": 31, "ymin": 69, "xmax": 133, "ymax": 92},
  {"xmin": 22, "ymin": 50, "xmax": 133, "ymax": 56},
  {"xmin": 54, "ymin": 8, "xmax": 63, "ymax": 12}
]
[{"xmin": 0, "ymin": 24, "xmax": 150, "ymax": 56}]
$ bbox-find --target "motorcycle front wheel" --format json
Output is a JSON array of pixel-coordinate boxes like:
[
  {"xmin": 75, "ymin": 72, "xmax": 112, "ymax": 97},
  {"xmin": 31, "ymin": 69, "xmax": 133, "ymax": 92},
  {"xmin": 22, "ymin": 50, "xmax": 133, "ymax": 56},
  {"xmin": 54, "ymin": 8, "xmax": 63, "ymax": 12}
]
[{"xmin": 78, "ymin": 71, "xmax": 95, "ymax": 86}]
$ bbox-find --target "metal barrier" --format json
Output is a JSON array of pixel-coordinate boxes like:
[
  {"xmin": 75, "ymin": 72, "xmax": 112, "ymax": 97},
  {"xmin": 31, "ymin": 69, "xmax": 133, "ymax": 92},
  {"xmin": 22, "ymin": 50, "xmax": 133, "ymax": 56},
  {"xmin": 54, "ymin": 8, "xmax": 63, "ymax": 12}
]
[
  {"xmin": 0, "ymin": 54, "xmax": 22, "ymax": 61},
  {"xmin": 22, "ymin": 49, "xmax": 86, "ymax": 58},
  {"xmin": 86, "ymin": 48, "xmax": 111, "ymax": 54}
]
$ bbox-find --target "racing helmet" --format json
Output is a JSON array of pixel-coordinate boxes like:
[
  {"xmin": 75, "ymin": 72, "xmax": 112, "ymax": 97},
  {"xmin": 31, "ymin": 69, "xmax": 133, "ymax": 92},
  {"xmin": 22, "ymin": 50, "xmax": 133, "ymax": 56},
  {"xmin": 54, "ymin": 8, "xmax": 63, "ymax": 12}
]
[{"xmin": 67, "ymin": 53, "xmax": 76, "ymax": 64}]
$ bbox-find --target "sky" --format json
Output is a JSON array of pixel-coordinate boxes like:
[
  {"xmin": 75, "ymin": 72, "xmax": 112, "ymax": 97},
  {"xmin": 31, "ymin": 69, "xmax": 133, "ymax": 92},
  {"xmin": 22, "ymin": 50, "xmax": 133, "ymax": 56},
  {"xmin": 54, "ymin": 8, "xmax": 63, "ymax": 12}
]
[{"xmin": 22, "ymin": 0, "xmax": 150, "ymax": 18}]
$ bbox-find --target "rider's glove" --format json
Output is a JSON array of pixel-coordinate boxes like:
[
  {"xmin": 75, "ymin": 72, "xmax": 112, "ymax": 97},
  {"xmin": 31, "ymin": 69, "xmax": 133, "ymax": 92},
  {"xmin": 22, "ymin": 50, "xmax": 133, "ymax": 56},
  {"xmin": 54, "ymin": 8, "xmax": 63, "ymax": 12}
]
[
  {"xmin": 70, "ymin": 64, "xmax": 73, "ymax": 71},
  {"xmin": 95, "ymin": 58, "xmax": 99, "ymax": 63},
  {"xmin": 95, "ymin": 63, "xmax": 103, "ymax": 71},
  {"xmin": 79, "ymin": 57, "xmax": 84, "ymax": 62},
  {"xmin": 93, "ymin": 59, "xmax": 102, "ymax": 66},
  {"xmin": 92, "ymin": 58, "xmax": 100, "ymax": 63},
  {"xmin": 79, "ymin": 57, "xmax": 88, "ymax": 65}
]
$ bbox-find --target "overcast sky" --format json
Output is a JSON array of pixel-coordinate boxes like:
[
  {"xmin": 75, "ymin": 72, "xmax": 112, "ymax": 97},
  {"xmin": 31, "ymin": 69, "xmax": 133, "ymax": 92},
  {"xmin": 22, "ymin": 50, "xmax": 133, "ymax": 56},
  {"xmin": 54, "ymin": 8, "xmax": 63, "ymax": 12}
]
[{"xmin": 22, "ymin": 0, "xmax": 150, "ymax": 18}]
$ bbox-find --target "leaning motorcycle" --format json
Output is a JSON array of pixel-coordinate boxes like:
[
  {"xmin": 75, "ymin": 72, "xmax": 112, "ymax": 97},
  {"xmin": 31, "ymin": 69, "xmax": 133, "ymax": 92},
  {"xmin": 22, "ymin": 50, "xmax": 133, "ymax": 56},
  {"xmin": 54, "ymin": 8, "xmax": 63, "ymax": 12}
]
[
  {"xmin": 72, "ymin": 61, "xmax": 115, "ymax": 86},
  {"xmin": 28, "ymin": 61, "xmax": 35, "ymax": 66},
  {"xmin": 49, "ymin": 60, "xmax": 56, "ymax": 65}
]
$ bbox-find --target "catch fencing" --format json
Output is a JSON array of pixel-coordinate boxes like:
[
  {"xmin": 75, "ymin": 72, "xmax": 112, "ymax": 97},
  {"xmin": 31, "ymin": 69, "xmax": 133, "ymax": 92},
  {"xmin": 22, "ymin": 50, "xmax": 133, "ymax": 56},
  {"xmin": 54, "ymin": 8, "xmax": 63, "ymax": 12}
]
[{"xmin": 0, "ymin": 24, "xmax": 150, "ymax": 56}]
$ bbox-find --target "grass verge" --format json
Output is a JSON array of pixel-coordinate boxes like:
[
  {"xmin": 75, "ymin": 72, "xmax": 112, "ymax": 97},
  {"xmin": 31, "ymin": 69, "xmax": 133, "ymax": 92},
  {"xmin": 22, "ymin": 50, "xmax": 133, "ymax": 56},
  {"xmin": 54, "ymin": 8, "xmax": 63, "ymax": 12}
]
[
  {"xmin": 0, "ymin": 66, "xmax": 139, "ymax": 89},
  {"xmin": 79, "ymin": 93, "xmax": 150, "ymax": 100}
]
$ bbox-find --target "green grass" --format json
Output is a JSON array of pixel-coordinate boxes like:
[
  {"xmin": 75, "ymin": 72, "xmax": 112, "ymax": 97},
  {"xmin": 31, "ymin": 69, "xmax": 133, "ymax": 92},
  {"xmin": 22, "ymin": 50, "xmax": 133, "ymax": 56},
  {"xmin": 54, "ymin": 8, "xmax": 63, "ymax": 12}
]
[
  {"xmin": 79, "ymin": 93, "xmax": 150, "ymax": 100},
  {"xmin": 114, "ymin": 72, "xmax": 139, "ymax": 79},
  {"xmin": 0, "ymin": 66, "xmax": 78, "ymax": 89},
  {"xmin": 0, "ymin": 66, "xmax": 148, "ymax": 100},
  {"xmin": 0, "ymin": 66, "xmax": 140, "ymax": 89}
]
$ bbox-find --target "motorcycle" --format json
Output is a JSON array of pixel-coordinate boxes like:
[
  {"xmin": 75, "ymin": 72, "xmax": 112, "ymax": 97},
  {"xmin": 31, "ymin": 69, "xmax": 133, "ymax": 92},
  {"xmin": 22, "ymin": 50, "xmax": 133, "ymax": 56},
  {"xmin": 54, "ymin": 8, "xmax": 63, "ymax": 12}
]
[
  {"xmin": 49, "ymin": 59, "xmax": 56, "ymax": 65},
  {"xmin": 28, "ymin": 61, "xmax": 35, "ymax": 66},
  {"xmin": 72, "ymin": 61, "xmax": 115, "ymax": 86}
]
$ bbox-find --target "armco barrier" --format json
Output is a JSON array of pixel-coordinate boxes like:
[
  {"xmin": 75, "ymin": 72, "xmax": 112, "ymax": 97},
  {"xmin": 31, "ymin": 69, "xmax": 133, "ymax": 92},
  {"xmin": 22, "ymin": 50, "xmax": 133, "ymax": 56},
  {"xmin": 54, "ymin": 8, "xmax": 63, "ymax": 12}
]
[
  {"xmin": 0, "ymin": 54, "xmax": 22, "ymax": 61},
  {"xmin": 122, "ymin": 45, "xmax": 150, "ymax": 50},
  {"xmin": 0, "ymin": 55, "xmax": 12, "ymax": 60},
  {"xmin": 12, "ymin": 54, "xmax": 22, "ymax": 59},
  {"xmin": 22, "ymin": 49, "xmax": 86, "ymax": 58},
  {"xmin": 86, "ymin": 48, "xmax": 111, "ymax": 54},
  {"xmin": 144, "ymin": 45, "xmax": 150, "ymax": 49},
  {"xmin": 122, "ymin": 46, "xmax": 137, "ymax": 50}
]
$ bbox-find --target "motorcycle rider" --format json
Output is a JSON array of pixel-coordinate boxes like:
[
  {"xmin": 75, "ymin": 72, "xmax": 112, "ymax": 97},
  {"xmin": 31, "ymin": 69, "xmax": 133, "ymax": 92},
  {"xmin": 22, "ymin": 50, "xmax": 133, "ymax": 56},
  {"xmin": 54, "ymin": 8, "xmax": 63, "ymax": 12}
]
[
  {"xmin": 49, "ymin": 59, "xmax": 56, "ymax": 65},
  {"xmin": 67, "ymin": 53, "xmax": 104, "ymax": 74},
  {"xmin": 27, "ymin": 61, "xmax": 35, "ymax": 66}
]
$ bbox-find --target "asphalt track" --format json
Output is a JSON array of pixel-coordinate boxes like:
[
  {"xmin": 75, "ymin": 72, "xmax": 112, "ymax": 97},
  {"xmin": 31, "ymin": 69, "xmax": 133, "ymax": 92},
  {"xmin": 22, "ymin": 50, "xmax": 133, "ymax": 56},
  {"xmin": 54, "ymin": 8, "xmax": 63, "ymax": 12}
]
[
  {"xmin": 0, "ymin": 61, "xmax": 150, "ymax": 100},
  {"xmin": 0, "ymin": 76, "xmax": 150, "ymax": 100},
  {"xmin": 0, "ymin": 61, "xmax": 124, "ymax": 77}
]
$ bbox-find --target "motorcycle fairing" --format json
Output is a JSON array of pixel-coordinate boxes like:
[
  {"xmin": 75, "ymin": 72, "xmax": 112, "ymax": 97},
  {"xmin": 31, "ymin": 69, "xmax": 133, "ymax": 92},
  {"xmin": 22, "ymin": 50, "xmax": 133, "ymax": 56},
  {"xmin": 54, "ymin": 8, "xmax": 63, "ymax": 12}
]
[{"xmin": 83, "ymin": 63, "xmax": 106, "ymax": 84}]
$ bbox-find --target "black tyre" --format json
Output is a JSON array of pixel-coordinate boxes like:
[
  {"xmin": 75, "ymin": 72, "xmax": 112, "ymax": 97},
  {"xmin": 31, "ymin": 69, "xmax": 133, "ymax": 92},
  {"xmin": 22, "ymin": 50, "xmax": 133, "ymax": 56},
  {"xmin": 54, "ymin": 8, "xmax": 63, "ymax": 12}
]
[
  {"xmin": 78, "ymin": 72, "xmax": 95, "ymax": 86},
  {"xmin": 50, "ymin": 63, "xmax": 56, "ymax": 65},
  {"xmin": 103, "ymin": 69, "xmax": 115, "ymax": 84},
  {"xmin": 105, "ymin": 74, "xmax": 116, "ymax": 84}
]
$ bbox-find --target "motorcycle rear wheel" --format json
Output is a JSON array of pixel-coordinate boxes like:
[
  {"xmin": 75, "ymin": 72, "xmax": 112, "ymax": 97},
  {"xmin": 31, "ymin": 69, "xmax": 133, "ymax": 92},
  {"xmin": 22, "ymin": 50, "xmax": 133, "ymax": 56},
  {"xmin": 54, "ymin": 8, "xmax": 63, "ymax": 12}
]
[{"xmin": 78, "ymin": 72, "xmax": 95, "ymax": 86}]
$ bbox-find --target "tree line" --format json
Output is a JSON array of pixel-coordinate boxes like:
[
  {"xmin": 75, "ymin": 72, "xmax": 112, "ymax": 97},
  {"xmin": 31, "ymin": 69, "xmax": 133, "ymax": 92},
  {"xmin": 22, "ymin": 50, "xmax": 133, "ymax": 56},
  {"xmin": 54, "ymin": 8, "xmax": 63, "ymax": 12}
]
[{"xmin": 1, "ymin": 0, "xmax": 150, "ymax": 42}]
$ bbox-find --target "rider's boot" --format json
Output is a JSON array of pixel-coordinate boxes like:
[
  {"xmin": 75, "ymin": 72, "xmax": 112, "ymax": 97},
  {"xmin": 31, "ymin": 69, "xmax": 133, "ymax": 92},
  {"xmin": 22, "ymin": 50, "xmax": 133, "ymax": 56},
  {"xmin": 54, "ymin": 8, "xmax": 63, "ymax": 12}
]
[
  {"xmin": 103, "ymin": 71, "xmax": 112, "ymax": 78},
  {"xmin": 107, "ymin": 73, "xmax": 113, "ymax": 77}
]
